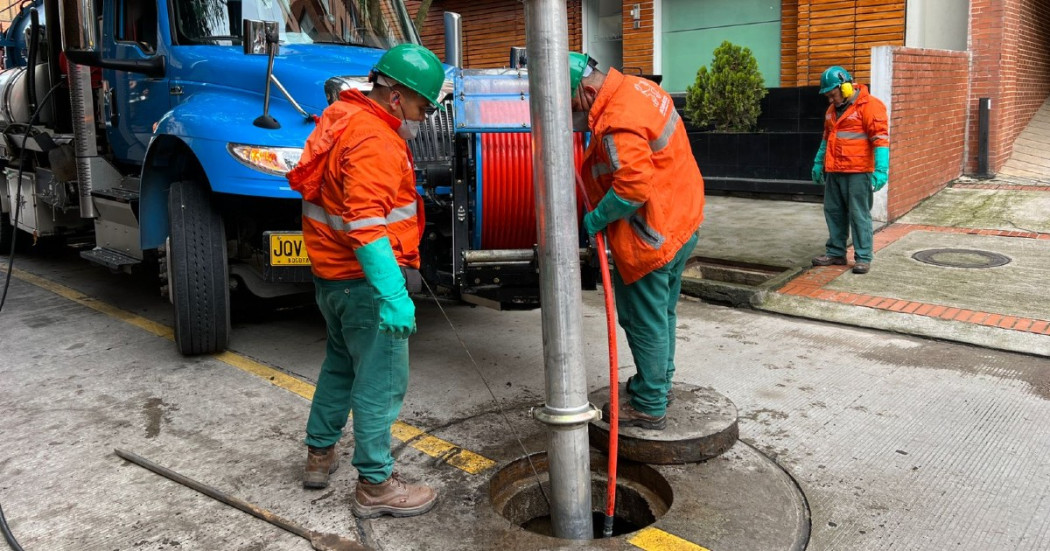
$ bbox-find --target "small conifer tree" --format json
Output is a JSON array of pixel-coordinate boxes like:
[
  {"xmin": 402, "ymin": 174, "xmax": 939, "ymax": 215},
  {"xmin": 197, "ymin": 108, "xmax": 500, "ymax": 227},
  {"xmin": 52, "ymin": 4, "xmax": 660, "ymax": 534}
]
[{"xmin": 685, "ymin": 41, "xmax": 767, "ymax": 132}]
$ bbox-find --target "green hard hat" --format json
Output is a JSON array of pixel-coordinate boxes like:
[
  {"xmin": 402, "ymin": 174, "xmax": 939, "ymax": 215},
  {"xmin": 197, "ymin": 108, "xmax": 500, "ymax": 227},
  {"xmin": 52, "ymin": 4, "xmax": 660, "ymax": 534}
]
[
  {"xmin": 569, "ymin": 51, "xmax": 594, "ymax": 95},
  {"xmin": 375, "ymin": 44, "xmax": 446, "ymax": 108},
  {"xmin": 819, "ymin": 66, "xmax": 852, "ymax": 94}
]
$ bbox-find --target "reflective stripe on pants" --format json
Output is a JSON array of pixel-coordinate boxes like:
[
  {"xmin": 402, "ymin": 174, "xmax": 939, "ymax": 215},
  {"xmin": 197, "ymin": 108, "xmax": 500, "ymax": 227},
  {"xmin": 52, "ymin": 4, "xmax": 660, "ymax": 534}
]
[
  {"xmin": 305, "ymin": 276, "xmax": 409, "ymax": 483},
  {"xmin": 612, "ymin": 230, "xmax": 699, "ymax": 417},
  {"xmin": 823, "ymin": 172, "xmax": 874, "ymax": 263}
]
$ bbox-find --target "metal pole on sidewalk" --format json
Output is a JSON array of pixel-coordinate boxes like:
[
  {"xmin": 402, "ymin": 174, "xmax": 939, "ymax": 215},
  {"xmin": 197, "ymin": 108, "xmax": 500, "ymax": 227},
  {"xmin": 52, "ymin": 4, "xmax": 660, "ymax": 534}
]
[{"xmin": 524, "ymin": 0, "xmax": 595, "ymax": 540}]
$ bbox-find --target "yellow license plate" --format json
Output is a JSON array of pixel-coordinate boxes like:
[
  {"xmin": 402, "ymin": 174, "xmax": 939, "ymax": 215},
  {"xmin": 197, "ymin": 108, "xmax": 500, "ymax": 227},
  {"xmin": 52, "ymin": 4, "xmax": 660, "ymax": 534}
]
[{"xmin": 268, "ymin": 233, "xmax": 311, "ymax": 266}]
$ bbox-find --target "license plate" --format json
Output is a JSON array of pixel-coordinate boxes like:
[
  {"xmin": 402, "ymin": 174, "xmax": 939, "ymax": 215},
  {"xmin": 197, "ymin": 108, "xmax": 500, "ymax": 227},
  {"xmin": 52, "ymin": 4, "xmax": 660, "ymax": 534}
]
[{"xmin": 267, "ymin": 232, "xmax": 311, "ymax": 266}]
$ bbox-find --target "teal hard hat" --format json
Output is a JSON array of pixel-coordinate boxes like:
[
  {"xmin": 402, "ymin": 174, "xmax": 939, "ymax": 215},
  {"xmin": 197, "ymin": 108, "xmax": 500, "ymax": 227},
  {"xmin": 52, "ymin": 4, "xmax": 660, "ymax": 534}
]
[
  {"xmin": 819, "ymin": 66, "xmax": 852, "ymax": 94},
  {"xmin": 569, "ymin": 51, "xmax": 595, "ymax": 95},
  {"xmin": 375, "ymin": 44, "xmax": 446, "ymax": 109}
]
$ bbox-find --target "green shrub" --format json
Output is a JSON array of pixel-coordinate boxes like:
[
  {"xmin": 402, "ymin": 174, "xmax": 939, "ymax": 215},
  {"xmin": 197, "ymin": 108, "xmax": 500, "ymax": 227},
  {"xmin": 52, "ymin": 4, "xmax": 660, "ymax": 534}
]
[{"xmin": 684, "ymin": 41, "xmax": 767, "ymax": 132}]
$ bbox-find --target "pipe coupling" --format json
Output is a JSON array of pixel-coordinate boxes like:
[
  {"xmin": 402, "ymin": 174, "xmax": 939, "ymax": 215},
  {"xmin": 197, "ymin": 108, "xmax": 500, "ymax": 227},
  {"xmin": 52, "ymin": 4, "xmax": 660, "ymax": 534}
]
[{"xmin": 531, "ymin": 403, "xmax": 601, "ymax": 428}]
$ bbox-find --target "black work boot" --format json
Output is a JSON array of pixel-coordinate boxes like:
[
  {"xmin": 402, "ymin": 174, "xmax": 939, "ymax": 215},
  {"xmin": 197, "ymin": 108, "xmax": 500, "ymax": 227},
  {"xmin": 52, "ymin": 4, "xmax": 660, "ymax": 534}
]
[
  {"xmin": 812, "ymin": 255, "xmax": 847, "ymax": 266},
  {"xmin": 852, "ymin": 262, "xmax": 870, "ymax": 274},
  {"xmin": 602, "ymin": 401, "xmax": 667, "ymax": 430},
  {"xmin": 303, "ymin": 445, "xmax": 339, "ymax": 489},
  {"xmin": 352, "ymin": 472, "xmax": 438, "ymax": 519}
]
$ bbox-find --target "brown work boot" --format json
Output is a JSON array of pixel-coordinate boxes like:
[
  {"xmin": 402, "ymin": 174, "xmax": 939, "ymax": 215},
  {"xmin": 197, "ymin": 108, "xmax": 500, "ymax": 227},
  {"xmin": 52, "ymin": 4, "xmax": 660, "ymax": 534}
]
[
  {"xmin": 602, "ymin": 401, "xmax": 667, "ymax": 430},
  {"xmin": 352, "ymin": 472, "xmax": 438, "ymax": 519},
  {"xmin": 852, "ymin": 262, "xmax": 870, "ymax": 274},
  {"xmin": 625, "ymin": 375, "xmax": 673, "ymax": 406},
  {"xmin": 812, "ymin": 255, "xmax": 847, "ymax": 266},
  {"xmin": 302, "ymin": 445, "xmax": 339, "ymax": 489}
]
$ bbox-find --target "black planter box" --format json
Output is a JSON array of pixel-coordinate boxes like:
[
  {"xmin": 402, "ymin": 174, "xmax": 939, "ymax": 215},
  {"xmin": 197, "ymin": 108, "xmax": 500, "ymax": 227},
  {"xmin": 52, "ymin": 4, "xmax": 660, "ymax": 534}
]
[{"xmin": 673, "ymin": 86, "xmax": 828, "ymax": 196}]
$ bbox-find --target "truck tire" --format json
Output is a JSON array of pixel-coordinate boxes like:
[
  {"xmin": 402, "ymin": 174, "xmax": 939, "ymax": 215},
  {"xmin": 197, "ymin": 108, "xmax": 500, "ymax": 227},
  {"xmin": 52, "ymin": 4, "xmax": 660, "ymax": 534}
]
[{"xmin": 167, "ymin": 180, "xmax": 230, "ymax": 355}]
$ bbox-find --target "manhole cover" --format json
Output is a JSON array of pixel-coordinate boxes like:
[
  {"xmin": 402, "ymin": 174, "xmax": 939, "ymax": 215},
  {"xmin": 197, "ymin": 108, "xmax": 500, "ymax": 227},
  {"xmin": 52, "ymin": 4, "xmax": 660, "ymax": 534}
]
[{"xmin": 912, "ymin": 248, "xmax": 1011, "ymax": 269}]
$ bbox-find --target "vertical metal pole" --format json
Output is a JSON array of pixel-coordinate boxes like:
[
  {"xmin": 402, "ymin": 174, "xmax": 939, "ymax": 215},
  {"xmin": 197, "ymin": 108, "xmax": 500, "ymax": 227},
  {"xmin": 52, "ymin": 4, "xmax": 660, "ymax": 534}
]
[
  {"xmin": 525, "ymin": 0, "xmax": 595, "ymax": 540},
  {"xmin": 977, "ymin": 98, "xmax": 991, "ymax": 178},
  {"xmin": 443, "ymin": 12, "xmax": 462, "ymax": 67}
]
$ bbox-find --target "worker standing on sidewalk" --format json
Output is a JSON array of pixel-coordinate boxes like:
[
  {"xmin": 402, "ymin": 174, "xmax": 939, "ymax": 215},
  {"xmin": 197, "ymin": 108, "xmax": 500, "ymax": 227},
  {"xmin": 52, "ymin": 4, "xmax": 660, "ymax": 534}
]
[
  {"xmin": 569, "ymin": 52, "xmax": 705, "ymax": 430},
  {"xmin": 285, "ymin": 44, "xmax": 444, "ymax": 519},
  {"xmin": 811, "ymin": 65, "xmax": 890, "ymax": 275}
]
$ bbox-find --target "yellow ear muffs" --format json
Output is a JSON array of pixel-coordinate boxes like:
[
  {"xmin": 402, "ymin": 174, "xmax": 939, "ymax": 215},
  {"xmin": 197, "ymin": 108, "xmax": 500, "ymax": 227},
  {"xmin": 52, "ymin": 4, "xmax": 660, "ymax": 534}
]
[{"xmin": 840, "ymin": 80, "xmax": 854, "ymax": 98}]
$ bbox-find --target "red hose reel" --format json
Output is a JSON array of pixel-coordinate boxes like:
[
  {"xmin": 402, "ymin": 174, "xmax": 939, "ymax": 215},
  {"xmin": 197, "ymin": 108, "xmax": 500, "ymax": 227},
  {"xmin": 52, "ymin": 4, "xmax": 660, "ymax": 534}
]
[{"xmin": 478, "ymin": 133, "xmax": 586, "ymax": 249}]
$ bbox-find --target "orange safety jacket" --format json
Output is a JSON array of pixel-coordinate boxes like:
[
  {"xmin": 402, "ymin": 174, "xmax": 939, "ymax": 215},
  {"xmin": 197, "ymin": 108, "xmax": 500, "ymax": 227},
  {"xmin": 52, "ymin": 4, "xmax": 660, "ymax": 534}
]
[
  {"xmin": 581, "ymin": 69, "xmax": 705, "ymax": 284},
  {"xmin": 822, "ymin": 84, "xmax": 889, "ymax": 173},
  {"xmin": 286, "ymin": 89, "xmax": 423, "ymax": 281}
]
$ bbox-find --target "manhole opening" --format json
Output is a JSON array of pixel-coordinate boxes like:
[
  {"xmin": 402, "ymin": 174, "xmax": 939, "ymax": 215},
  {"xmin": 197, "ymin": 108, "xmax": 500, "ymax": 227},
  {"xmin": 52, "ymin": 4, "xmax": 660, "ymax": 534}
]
[
  {"xmin": 685, "ymin": 256, "xmax": 787, "ymax": 286},
  {"xmin": 911, "ymin": 248, "xmax": 1011, "ymax": 269},
  {"xmin": 489, "ymin": 451, "xmax": 673, "ymax": 539}
]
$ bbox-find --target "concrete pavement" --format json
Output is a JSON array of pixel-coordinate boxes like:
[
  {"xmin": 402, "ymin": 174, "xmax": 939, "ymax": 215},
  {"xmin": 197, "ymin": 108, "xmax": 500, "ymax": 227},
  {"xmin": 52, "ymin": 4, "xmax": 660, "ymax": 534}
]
[{"xmin": 688, "ymin": 175, "xmax": 1050, "ymax": 357}]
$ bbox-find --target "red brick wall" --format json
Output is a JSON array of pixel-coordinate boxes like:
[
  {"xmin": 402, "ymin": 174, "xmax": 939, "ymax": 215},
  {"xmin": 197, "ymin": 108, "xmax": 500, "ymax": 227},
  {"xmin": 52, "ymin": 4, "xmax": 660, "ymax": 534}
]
[
  {"xmin": 967, "ymin": 0, "xmax": 1050, "ymax": 174},
  {"xmin": 404, "ymin": 1, "xmax": 582, "ymax": 68},
  {"xmin": 887, "ymin": 48, "xmax": 970, "ymax": 220}
]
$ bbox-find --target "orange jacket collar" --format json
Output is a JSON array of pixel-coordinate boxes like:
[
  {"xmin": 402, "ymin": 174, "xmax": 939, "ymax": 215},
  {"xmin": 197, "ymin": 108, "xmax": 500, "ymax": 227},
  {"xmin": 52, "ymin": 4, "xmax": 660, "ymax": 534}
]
[
  {"xmin": 587, "ymin": 67, "xmax": 625, "ymax": 130},
  {"xmin": 338, "ymin": 88, "xmax": 401, "ymax": 131}
]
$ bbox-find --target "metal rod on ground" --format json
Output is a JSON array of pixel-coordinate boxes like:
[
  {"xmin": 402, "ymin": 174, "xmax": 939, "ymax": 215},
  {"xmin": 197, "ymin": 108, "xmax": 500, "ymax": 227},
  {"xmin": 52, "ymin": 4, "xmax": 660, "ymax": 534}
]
[
  {"xmin": 524, "ymin": 0, "xmax": 595, "ymax": 540},
  {"xmin": 113, "ymin": 449, "xmax": 367, "ymax": 551}
]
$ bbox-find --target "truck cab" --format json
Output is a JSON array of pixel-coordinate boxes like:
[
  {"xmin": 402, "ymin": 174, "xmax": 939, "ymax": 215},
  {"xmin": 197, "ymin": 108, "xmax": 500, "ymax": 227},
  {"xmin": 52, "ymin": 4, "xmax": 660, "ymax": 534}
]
[{"xmin": 0, "ymin": 0, "xmax": 591, "ymax": 356}]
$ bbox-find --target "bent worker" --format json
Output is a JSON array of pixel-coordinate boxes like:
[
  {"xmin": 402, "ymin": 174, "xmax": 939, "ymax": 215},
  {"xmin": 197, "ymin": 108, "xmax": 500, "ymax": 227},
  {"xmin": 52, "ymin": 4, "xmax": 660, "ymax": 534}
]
[
  {"xmin": 810, "ymin": 65, "xmax": 889, "ymax": 274},
  {"xmin": 286, "ymin": 44, "xmax": 445, "ymax": 518},
  {"xmin": 569, "ymin": 52, "xmax": 705, "ymax": 430}
]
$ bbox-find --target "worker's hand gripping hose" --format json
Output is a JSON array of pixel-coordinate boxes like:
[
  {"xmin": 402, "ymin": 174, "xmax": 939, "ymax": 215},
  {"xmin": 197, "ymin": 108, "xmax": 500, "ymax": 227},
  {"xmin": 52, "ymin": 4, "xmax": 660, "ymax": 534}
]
[{"xmin": 575, "ymin": 172, "xmax": 619, "ymax": 538}]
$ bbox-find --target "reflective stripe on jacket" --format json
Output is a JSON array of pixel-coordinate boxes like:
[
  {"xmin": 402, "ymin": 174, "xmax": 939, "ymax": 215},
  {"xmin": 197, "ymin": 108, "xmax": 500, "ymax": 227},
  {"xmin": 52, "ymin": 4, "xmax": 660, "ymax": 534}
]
[
  {"xmin": 823, "ymin": 84, "xmax": 889, "ymax": 173},
  {"xmin": 581, "ymin": 69, "xmax": 705, "ymax": 284},
  {"xmin": 286, "ymin": 89, "xmax": 423, "ymax": 280}
]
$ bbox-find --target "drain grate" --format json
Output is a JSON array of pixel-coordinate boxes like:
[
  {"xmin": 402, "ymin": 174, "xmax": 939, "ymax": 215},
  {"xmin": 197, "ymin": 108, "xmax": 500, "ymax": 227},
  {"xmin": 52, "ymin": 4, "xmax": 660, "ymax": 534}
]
[{"xmin": 912, "ymin": 248, "xmax": 1011, "ymax": 269}]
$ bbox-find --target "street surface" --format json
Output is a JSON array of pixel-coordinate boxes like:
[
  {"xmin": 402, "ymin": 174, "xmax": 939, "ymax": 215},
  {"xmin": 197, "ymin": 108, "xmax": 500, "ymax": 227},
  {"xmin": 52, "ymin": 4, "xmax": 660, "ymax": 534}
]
[{"xmin": 2, "ymin": 244, "xmax": 1049, "ymax": 550}]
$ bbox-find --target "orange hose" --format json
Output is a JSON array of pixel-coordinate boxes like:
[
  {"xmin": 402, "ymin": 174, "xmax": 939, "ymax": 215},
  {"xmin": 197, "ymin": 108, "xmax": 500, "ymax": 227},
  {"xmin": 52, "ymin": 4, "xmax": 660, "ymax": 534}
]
[{"xmin": 575, "ymin": 171, "xmax": 619, "ymax": 533}]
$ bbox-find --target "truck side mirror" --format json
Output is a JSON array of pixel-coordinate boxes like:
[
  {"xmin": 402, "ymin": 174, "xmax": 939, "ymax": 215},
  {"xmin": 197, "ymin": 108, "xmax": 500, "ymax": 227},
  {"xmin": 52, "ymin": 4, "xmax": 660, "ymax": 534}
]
[
  {"xmin": 243, "ymin": 20, "xmax": 281, "ymax": 129},
  {"xmin": 59, "ymin": 0, "xmax": 165, "ymax": 77},
  {"xmin": 243, "ymin": 20, "xmax": 279, "ymax": 56},
  {"xmin": 59, "ymin": 0, "xmax": 98, "ymax": 56}
]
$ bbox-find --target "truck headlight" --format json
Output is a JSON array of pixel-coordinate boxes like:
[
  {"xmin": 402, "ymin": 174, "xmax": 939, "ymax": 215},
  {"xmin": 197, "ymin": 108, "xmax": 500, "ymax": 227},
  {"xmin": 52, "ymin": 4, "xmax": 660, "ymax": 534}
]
[
  {"xmin": 228, "ymin": 144, "xmax": 303, "ymax": 176},
  {"xmin": 324, "ymin": 76, "xmax": 371, "ymax": 105}
]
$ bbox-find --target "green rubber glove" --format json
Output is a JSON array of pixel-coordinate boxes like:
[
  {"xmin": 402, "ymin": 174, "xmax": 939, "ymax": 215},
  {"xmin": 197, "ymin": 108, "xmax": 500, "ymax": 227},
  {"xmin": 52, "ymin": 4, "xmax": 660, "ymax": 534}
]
[
  {"xmin": 583, "ymin": 189, "xmax": 641, "ymax": 236},
  {"xmin": 354, "ymin": 237, "xmax": 416, "ymax": 339},
  {"xmin": 871, "ymin": 146, "xmax": 889, "ymax": 192},
  {"xmin": 811, "ymin": 140, "xmax": 827, "ymax": 185}
]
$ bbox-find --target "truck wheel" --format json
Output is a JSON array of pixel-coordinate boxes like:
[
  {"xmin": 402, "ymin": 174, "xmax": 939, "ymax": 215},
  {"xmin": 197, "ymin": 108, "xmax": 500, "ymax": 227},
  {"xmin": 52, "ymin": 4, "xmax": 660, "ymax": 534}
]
[{"xmin": 167, "ymin": 180, "xmax": 230, "ymax": 355}]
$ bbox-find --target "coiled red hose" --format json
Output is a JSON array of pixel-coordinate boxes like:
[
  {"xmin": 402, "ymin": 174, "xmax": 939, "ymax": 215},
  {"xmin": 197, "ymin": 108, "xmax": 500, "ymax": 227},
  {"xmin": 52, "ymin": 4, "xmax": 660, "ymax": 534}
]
[{"xmin": 479, "ymin": 134, "xmax": 585, "ymax": 249}]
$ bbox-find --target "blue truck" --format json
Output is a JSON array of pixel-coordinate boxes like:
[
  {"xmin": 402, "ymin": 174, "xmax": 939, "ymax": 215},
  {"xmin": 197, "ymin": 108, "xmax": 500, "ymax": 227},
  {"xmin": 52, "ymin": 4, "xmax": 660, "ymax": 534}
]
[{"xmin": 0, "ymin": 0, "xmax": 588, "ymax": 355}]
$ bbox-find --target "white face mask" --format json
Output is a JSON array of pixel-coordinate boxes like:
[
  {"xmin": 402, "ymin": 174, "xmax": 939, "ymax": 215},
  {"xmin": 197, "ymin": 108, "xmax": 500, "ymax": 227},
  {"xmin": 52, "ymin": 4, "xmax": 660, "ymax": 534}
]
[{"xmin": 398, "ymin": 120, "xmax": 420, "ymax": 141}]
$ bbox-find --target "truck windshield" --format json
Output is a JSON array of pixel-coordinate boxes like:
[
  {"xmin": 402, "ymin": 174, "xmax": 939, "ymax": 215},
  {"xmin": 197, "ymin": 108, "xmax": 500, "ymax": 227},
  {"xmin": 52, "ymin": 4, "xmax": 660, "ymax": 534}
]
[{"xmin": 173, "ymin": 0, "xmax": 419, "ymax": 48}]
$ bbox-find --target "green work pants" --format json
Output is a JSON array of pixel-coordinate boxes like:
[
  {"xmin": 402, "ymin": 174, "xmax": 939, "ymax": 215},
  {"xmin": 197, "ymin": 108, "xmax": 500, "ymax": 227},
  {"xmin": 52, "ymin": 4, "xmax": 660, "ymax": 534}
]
[
  {"xmin": 823, "ymin": 172, "xmax": 874, "ymax": 263},
  {"xmin": 612, "ymin": 230, "xmax": 700, "ymax": 417},
  {"xmin": 305, "ymin": 276, "xmax": 409, "ymax": 484}
]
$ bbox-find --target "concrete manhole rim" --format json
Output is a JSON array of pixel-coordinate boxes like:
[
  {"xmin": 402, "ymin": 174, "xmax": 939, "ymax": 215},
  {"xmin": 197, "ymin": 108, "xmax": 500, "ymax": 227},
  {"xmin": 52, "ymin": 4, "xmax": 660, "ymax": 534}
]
[{"xmin": 911, "ymin": 248, "xmax": 1011, "ymax": 269}]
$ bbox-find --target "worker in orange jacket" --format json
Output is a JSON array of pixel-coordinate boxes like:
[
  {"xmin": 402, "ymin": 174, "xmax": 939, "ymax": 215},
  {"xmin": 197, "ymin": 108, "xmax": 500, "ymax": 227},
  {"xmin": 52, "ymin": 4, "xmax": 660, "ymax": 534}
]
[
  {"xmin": 570, "ymin": 52, "xmax": 705, "ymax": 430},
  {"xmin": 285, "ymin": 44, "xmax": 444, "ymax": 519},
  {"xmin": 811, "ymin": 66, "xmax": 890, "ymax": 274}
]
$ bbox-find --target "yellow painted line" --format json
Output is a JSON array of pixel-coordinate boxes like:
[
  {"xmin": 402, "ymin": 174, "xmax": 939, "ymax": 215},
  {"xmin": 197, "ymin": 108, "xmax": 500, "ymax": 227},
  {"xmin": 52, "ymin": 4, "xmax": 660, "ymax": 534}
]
[
  {"xmin": 5, "ymin": 266, "xmax": 496, "ymax": 474},
  {"xmin": 7, "ymin": 267, "xmax": 175, "ymax": 339},
  {"xmin": 628, "ymin": 527, "xmax": 712, "ymax": 551}
]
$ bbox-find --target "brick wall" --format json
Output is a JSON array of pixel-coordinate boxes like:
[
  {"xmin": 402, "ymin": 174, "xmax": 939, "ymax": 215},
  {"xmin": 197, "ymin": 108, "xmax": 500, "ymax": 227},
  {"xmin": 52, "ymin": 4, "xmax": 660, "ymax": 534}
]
[
  {"xmin": 967, "ymin": 0, "xmax": 1050, "ymax": 174},
  {"xmin": 887, "ymin": 48, "xmax": 970, "ymax": 220},
  {"xmin": 404, "ymin": 1, "xmax": 582, "ymax": 68}
]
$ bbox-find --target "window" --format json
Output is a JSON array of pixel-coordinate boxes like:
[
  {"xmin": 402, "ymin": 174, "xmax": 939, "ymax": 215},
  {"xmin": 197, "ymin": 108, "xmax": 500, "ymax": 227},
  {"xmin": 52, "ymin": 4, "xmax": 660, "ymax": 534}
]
[{"xmin": 115, "ymin": 0, "xmax": 159, "ymax": 53}]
